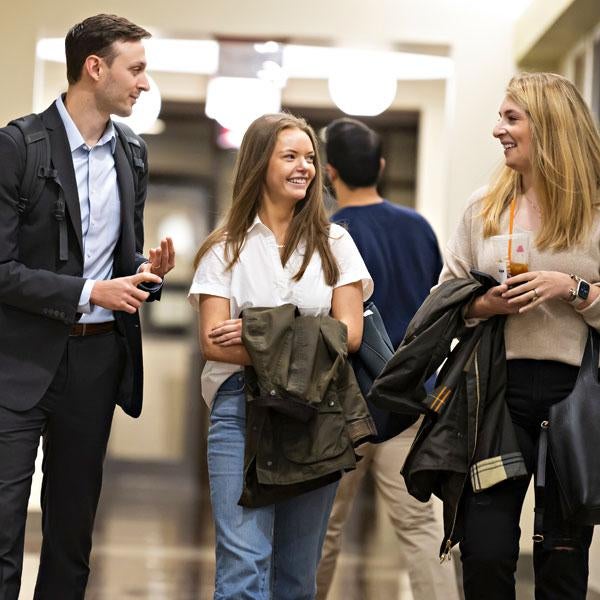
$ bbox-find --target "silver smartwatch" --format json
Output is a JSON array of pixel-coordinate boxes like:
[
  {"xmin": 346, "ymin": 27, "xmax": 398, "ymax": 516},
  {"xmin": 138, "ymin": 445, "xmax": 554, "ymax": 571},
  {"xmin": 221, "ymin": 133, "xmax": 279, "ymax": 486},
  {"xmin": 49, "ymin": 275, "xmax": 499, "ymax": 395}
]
[{"xmin": 568, "ymin": 274, "xmax": 591, "ymax": 305}]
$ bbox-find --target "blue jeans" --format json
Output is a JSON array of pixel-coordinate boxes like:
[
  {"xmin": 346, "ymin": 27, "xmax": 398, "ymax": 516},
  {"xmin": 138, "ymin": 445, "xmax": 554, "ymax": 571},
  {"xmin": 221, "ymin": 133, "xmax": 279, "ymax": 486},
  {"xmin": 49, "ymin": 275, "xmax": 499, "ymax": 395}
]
[{"xmin": 207, "ymin": 373, "xmax": 338, "ymax": 600}]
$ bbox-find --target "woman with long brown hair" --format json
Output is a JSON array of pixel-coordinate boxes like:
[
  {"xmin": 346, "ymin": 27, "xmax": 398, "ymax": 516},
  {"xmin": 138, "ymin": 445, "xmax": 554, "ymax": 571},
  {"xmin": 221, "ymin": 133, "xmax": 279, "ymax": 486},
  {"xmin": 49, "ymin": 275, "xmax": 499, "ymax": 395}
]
[
  {"xmin": 189, "ymin": 113, "xmax": 372, "ymax": 599},
  {"xmin": 441, "ymin": 72, "xmax": 600, "ymax": 598}
]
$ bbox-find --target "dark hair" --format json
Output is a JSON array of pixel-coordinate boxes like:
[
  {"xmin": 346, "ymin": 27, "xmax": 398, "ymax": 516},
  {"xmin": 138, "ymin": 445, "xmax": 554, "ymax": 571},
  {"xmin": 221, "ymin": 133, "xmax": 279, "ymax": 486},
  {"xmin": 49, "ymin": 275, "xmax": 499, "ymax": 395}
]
[
  {"xmin": 324, "ymin": 117, "xmax": 382, "ymax": 188},
  {"xmin": 65, "ymin": 14, "xmax": 151, "ymax": 84}
]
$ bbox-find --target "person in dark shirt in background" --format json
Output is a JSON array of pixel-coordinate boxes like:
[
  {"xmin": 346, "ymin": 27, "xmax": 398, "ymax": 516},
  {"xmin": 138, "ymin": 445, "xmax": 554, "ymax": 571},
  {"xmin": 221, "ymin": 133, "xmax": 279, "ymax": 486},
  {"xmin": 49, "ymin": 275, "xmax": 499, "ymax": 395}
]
[{"xmin": 316, "ymin": 118, "xmax": 459, "ymax": 600}]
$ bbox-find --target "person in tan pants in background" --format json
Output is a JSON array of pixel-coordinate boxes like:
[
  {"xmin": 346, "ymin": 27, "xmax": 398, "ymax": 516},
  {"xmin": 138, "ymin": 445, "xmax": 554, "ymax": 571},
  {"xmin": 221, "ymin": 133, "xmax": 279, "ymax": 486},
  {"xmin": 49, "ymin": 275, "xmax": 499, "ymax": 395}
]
[{"xmin": 316, "ymin": 118, "xmax": 460, "ymax": 600}]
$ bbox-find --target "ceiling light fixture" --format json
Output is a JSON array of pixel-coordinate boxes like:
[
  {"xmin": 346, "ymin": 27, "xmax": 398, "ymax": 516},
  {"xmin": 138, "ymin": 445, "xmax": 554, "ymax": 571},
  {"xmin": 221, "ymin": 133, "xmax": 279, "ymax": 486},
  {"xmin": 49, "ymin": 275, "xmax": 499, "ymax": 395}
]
[
  {"xmin": 328, "ymin": 49, "xmax": 398, "ymax": 116},
  {"xmin": 37, "ymin": 38, "xmax": 219, "ymax": 75},
  {"xmin": 205, "ymin": 76, "xmax": 281, "ymax": 141}
]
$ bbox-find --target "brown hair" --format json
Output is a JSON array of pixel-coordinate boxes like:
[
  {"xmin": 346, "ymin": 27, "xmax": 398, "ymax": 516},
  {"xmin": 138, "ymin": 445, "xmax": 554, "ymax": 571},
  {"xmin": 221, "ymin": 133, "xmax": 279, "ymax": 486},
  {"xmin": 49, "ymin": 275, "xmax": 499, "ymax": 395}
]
[
  {"xmin": 194, "ymin": 113, "xmax": 340, "ymax": 286},
  {"xmin": 482, "ymin": 72, "xmax": 600, "ymax": 250},
  {"xmin": 65, "ymin": 14, "xmax": 151, "ymax": 84}
]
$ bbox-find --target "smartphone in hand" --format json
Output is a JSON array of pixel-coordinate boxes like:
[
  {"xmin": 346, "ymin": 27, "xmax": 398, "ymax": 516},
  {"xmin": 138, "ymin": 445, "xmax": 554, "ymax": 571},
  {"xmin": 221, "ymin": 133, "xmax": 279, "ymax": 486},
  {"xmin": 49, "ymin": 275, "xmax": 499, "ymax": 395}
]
[{"xmin": 470, "ymin": 269, "xmax": 500, "ymax": 291}]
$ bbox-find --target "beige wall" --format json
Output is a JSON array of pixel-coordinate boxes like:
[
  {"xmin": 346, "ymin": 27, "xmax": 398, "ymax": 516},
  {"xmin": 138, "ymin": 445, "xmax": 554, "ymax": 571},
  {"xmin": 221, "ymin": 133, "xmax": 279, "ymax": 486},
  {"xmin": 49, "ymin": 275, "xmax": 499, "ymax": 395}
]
[
  {"xmin": 0, "ymin": 3, "xmax": 37, "ymax": 118},
  {"xmin": 515, "ymin": 0, "xmax": 575, "ymax": 64},
  {"xmin": 110, "ymin": 338, "xmax": 193, "ymax": 461},
  {"xmin": 516, "ymin": 0, "xmax": 600, "ymax": 71}
]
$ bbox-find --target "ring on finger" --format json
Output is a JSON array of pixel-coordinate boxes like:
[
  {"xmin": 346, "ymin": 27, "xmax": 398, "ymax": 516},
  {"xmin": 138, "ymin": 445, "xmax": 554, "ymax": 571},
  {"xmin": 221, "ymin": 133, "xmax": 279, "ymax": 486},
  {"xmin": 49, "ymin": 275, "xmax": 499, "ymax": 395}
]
[{"xmin": 531, "ymin": 288, "xmax": 539, "ymax": 302}]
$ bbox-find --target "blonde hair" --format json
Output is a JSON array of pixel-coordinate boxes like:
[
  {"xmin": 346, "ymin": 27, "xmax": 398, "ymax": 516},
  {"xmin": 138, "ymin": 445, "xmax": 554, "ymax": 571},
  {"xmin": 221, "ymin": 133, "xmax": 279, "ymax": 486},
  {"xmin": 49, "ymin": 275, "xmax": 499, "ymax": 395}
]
[
  {"xmin": 194, "ymin": 113, "xmax": 339, "ymax": 286},
  {"xmin": 481, "ymin": 72, "xmax": 600, "ymax": 250}
]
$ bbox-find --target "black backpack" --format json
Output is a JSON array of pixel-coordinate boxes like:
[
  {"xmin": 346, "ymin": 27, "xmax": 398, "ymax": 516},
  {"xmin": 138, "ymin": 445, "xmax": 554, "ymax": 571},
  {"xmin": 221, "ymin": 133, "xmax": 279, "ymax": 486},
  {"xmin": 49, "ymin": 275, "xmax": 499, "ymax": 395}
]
[{"xmin": 7, "ymin": 113, "xmax": 145, "ymax": 260}]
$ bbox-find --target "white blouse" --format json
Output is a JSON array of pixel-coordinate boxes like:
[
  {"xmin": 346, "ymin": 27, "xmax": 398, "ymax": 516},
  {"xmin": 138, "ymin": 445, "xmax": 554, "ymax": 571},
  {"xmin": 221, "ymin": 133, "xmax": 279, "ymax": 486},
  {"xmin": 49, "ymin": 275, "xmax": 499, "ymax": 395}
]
[{"xmin": 188, "ymin": 217, "xmax": 373, "ymax": 406}]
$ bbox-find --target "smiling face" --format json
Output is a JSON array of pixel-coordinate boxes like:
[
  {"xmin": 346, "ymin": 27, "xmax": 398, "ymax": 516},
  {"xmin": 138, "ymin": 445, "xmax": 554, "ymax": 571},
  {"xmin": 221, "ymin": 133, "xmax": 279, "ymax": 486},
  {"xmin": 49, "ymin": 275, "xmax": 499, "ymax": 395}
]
[
  {"xmin": 96, "ymin": 40, "xmax": 150, "ymax": 117},
  {"xmin": 493, "ymin": 96, "xmax": 533, "ymax": 178},
  {"xmin": 263, "ymin": 127, "xmax": 316, "ymax": 204}
]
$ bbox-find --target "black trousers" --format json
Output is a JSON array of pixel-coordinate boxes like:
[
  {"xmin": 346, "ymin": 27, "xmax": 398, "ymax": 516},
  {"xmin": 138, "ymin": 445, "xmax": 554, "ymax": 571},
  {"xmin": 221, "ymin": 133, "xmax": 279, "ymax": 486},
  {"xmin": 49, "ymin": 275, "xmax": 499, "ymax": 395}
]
[
  {"xmin": 460, "ymin": 360, "xmax": 594, "ymax": 600},
  {"xmin": 0, "ymin": 331, "xmax": 123, "ymax": 600}
]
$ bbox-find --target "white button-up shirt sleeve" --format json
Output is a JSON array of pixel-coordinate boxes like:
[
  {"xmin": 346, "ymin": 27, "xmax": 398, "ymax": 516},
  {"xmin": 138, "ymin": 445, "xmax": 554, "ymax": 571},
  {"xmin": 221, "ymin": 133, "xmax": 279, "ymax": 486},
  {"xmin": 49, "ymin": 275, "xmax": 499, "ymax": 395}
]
[{"xmin": 188, "ymin": 241, "xmax": 232, "ymax": 310}]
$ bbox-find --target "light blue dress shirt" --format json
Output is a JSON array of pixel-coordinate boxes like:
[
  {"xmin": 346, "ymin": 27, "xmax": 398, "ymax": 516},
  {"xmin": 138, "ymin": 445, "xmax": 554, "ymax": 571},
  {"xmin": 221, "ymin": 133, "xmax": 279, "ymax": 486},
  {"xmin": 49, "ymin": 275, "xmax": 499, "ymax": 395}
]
[{"xmin": 55, "ymin": 95, "xmax": 121, "ymax": 323}]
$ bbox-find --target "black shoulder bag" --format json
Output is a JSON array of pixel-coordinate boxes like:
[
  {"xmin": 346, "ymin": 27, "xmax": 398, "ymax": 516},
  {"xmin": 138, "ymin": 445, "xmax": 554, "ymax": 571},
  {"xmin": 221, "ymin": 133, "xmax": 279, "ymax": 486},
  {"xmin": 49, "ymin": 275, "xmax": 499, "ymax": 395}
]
[
  {"xmin": 350, "ymin": 301, "xmax": 418, "ymax": 443},
  {"xmin": 540, "ymin": 327, "xmax": 600, "ymax": 529}
]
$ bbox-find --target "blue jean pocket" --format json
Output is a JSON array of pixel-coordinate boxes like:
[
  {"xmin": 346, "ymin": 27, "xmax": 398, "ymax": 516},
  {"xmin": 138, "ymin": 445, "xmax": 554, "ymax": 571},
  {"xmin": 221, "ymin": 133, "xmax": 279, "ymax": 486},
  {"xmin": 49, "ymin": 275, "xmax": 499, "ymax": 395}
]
[
  {"xmin": 210, "ymin": 373, "xmax": 246, "ymax": 423},
  {"xmin": 216, "ymin": 372, "xmax": 245, "ymax": 396}
]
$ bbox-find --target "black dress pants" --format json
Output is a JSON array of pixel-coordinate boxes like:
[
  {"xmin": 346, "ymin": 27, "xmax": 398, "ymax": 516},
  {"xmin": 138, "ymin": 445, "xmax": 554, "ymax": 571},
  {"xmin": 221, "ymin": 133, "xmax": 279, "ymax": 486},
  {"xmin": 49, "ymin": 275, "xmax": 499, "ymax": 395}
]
[
  {"xmin": 0, "ymin": 331, "xmax": 123, "ymax": 600},
  {"xmin": 459, "ymin": 359, "xmax": 594, "ymax": 600}
]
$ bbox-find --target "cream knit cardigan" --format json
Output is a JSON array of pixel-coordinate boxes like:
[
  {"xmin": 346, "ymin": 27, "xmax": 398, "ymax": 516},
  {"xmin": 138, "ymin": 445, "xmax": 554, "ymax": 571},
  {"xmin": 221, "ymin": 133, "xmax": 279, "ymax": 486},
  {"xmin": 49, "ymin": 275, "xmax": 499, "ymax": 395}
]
[{"xmin": 439, "ymin": 188, "xmax": 600, "ymax": 366}]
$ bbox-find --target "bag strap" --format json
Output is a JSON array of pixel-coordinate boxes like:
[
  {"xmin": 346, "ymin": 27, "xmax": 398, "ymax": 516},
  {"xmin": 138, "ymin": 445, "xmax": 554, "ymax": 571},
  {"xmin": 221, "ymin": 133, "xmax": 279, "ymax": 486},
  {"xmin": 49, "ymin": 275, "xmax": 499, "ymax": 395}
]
[
  {"xmin": 579, "ymin": 327, "xmax": 600, "ymax": 384},
  {"xmin": 8, "ymin": 114, "xmax": 53, "ymax": 219},
  {"xmin": 8, "ymin": 114, "xmax": 69, "ymax": 262},
  {"xmin": 533, "ymin": 419, "xmax": 549, "ymax": 543},
  {"xmin": 507, "ymin": 196, "xmax": 517, "ymax": 268},
  {"xmin": 113, "ymin": 121, "xmax": 145, "ymax": 200}
]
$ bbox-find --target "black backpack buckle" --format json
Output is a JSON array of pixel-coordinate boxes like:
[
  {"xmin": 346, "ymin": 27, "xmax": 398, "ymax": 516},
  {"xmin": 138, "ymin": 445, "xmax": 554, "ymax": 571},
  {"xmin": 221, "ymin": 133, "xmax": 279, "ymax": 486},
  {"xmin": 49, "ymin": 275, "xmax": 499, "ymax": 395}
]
[
  {"xmin": 38, "ymin": 166, "xmax": 58, "ymax": 179},
  {"xmin": 16, "ymin": 198, "xmax": 28, "ymax": 215}
]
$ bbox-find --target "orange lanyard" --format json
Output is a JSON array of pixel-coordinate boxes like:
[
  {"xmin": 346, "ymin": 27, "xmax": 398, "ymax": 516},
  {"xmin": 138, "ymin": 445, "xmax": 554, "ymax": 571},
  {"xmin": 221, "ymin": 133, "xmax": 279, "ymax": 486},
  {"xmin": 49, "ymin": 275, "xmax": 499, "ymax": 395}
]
[{"xmin": 507, "ymin": 196, "xmax": 516, "ymax": 264}]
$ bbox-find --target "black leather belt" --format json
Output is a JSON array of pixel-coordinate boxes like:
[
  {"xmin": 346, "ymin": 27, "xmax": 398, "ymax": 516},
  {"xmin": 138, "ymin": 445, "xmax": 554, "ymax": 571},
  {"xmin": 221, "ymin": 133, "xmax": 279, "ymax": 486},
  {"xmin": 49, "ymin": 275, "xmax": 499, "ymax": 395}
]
[{"xmin": 69, "ymin": 322, "xmax": 116, "ymax": 337}]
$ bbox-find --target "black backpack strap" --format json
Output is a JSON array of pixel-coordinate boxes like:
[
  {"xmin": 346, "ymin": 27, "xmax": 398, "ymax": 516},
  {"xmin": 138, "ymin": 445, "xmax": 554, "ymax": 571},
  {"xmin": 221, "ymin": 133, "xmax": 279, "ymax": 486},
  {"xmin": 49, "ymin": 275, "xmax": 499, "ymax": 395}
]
[
  {"xmin": 113, "ymin": 121, "xmax": 145, "ymax": 200},
  {"xmin": 8, "ymin": 114, "xmax": 68, "ymax": 262},
  {"xmin": 8, "ymin": 114, "xmax": 53, "ymax": 218}
]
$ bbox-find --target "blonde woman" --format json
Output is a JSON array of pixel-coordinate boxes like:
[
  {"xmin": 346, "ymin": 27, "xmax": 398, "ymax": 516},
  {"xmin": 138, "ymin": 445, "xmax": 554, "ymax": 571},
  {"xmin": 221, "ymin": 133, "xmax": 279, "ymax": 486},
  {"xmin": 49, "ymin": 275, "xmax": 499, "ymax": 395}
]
[
  {"xmin": 441, "ymin": 72, "xmax": 600, "ymax": 599},
  {"xmin": 189, "ymin": 113, "xmax": 372, "ymax": 599}
]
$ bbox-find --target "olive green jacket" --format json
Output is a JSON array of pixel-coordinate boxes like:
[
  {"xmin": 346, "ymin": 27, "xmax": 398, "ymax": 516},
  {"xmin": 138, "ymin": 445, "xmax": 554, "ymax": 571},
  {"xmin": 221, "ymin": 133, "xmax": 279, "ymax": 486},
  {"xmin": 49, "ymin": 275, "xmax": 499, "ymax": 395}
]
[{"xmin": 239, "ymin": 304, "xmax": 376, "ymax": 507}]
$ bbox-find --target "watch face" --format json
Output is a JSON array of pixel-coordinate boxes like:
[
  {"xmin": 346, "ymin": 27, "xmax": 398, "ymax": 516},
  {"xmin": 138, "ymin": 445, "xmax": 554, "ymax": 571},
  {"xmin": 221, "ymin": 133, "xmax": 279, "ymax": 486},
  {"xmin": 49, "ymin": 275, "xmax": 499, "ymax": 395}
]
[{"xmin": 578, "ymin": 280, "xmax": 591, "ymax": 300}]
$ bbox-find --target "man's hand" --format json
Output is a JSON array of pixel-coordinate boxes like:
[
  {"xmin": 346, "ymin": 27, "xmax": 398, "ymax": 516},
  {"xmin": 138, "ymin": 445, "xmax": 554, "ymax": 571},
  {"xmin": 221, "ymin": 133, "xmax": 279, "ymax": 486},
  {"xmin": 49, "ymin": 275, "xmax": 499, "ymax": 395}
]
[
  {"xmin": 139, "ymin": 237, "xmax": 175, "ymax": 279},
  {"xmin": 90, "ymin": 272, "xmax": 162, "ymax": 314}
]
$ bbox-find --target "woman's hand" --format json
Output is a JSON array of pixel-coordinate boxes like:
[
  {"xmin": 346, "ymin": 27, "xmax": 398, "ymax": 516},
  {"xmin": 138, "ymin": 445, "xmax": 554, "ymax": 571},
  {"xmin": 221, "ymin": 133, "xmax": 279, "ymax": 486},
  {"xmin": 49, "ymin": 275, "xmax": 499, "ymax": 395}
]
[
  {"xmin": 209, "ymin": 318, "xmax": 243, "ymax": 346},
  {"xmin": 198, "ymin": 296, "xmax": 251, "ymax": 365},
  {"xmin": 502, "ymin": 270, "xmax": 573, "ymax": 313},
  {"xmin": 466, "ymin": 284, "xmax": 520, "ymax": 319}
]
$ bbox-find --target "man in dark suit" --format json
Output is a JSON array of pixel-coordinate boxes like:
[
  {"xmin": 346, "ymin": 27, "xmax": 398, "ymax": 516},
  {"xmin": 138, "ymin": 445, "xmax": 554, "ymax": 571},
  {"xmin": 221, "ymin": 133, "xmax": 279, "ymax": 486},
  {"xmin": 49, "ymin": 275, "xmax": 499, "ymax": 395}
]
[{"xmin": 0, "ymin": 14, "xmax": 175, "ymax": 599}]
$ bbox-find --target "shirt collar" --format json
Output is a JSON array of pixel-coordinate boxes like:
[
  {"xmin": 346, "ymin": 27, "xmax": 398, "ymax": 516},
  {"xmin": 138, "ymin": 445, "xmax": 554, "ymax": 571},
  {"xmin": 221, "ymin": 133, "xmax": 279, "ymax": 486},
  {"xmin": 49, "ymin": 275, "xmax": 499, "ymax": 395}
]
[
  {"xmin": 55, "ymin": 94, "xmax": 117, "ymax": 154},
  {"xmin": 246, "ymin": 212, "xmax": 304, "ymax": 251},
  {"xmin": 247, "ymin": 214, "xmax": 265, "ymax": 233}
]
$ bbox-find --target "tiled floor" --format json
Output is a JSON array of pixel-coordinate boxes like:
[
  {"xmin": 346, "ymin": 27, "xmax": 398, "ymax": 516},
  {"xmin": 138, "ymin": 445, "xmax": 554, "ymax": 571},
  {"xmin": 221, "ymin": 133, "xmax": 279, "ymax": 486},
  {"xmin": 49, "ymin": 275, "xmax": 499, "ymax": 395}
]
[{"xmin": 19, "ymin": 469, "xmax": 599, "ymax": 599}]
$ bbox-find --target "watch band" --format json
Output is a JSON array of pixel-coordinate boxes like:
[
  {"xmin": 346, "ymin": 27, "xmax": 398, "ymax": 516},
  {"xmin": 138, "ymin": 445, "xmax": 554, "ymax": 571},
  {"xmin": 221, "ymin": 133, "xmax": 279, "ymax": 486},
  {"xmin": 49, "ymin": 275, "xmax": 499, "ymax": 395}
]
[
  {"xmin": 569, "ymin": 274, "xmax": 580, "ymax": 302},
  {"xmin": 568, "ymin": 274, "xmax": 590, "ymax": 305}
]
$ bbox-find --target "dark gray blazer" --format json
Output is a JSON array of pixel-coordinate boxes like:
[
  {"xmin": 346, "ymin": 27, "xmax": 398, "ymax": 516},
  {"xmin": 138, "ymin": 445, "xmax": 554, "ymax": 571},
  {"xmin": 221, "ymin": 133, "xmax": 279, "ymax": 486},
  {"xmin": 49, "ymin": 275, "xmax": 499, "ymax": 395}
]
[{"xmin": 0, "ymin": 102, "xmax": 152, "ymax": 417}]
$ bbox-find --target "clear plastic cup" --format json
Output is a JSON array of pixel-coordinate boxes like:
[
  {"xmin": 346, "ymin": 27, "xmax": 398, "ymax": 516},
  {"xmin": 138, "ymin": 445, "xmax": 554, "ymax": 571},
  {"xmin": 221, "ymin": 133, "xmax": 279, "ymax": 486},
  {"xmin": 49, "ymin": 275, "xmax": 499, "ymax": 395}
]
[{"xmin": 490, "ymin": 232, "xmax": 530, "ymax": 282}]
